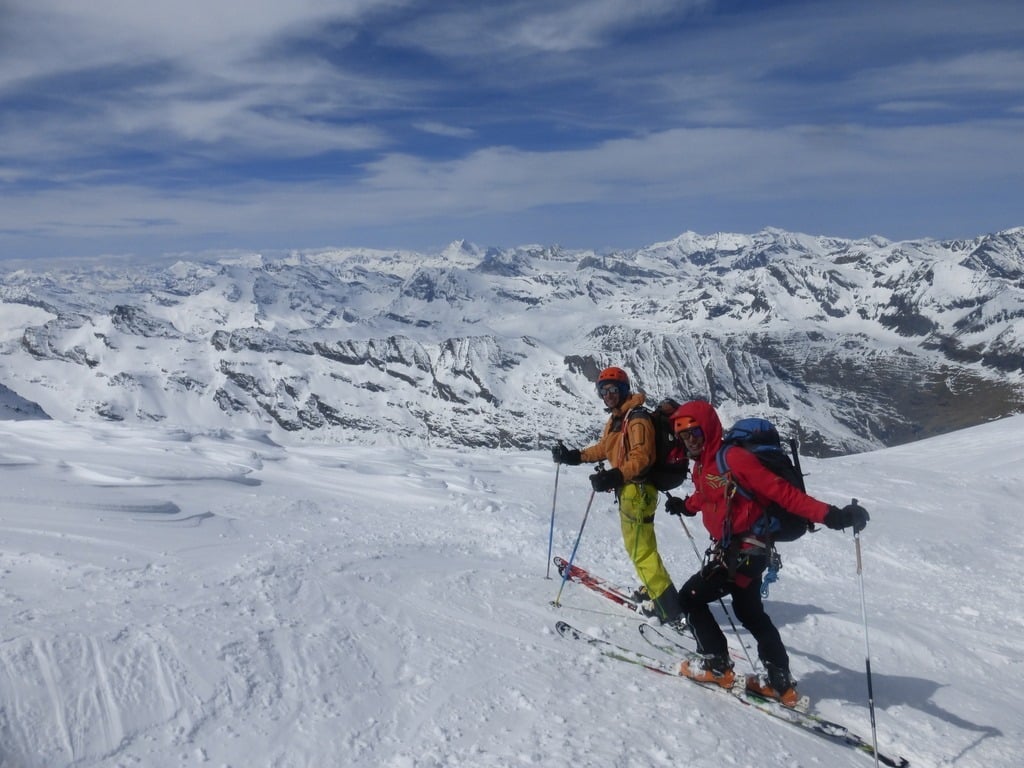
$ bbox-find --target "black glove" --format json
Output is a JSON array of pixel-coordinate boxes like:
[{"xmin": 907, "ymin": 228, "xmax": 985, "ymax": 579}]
[
  {"xmin": 665, "ymin": 495, "xmax": 695, "ymax": 517},
  {"xmin": 551, "ymin": 444, "xmax": 581, "ymax": 465},
  {"xmin": 589, "ymin": 467, "xmax": 624, "ymax": 492},
  {"xmin": 824, "ymin": 501, "xmax": 870, "ymax": 532}
]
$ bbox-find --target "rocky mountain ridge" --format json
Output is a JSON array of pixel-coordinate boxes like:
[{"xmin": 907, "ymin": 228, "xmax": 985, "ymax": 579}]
[{"xmin": 1, "ymin": 227, "xmax": 1021, "ymax": 456}]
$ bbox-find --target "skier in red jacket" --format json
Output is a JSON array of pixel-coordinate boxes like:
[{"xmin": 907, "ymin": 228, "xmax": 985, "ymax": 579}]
[{"xmin": 665, "ymin": 399, "xmax": 869, "ymax": 706}]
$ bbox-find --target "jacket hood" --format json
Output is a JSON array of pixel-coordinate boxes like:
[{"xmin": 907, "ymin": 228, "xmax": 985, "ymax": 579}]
[{"xmin": 671, "ymin": 399, "xmax": 722, "ymax": 464}]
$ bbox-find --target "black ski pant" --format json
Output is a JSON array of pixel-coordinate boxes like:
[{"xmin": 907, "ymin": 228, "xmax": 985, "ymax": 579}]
[{"xmin": 678, "ymin": 551, "xmax": 789, "ymax": 672}]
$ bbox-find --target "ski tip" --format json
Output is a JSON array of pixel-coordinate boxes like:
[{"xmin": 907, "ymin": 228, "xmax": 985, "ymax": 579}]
[{"xmin": 554, "ymin": 620, "xmax": 577, "ymax": 638}]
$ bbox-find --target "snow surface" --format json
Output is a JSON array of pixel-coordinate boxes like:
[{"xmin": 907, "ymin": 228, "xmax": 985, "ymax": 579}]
[{"xmin": 1, "ymin": 415, "xmax": 1022, "ymax": 768}]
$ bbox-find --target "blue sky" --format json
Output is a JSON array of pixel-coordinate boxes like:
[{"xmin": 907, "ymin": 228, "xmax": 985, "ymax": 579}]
[{"xmin": 1, "ymin": 0, "xmax": 1022, "ymax": 261}]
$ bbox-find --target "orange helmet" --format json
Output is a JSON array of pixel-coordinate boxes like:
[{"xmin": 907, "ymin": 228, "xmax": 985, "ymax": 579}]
[
  {"xmin": 596, "ymin": 366, "xmax": 630, "ymax": 399},
  {"xmin": 597, "ymin": 366, "xmax": 629, "ymax": 384},
  {"xmin": 672, "ymin": 412, "xmax": 700, "ymax": 435}
]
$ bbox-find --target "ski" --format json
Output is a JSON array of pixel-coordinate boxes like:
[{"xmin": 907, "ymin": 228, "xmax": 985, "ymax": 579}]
[
  {"xmin": 639, "ymin": 623, "xmax": 810, "ymax": 714},
  {"xmin": 555, "ymin": 620, "xmax": 675, "ymax": 675},
  {"xmin": 553, "ymin": 556, "xmax": 642, "ymax": 612},
  {"xmin": 638, "ymin": 622, "xmax": 748, "ymax": 675},
  {"xmin": 640, "ymin": 623, "xmax": 808, "ymax": 712},
  {"xmin": 638, "ymin": 619, "xmax": 693, "ymax": 653},
  {"xmin": 555, "ymin": 620, "xmax": 909, "ymax": 768},
  {"xmin": 555, "ymin": 556, "xmax": 771, "ymax": 673},
  {"xmin": 553, "ymin": 556, "xmax": 688, "ymax": 634}
]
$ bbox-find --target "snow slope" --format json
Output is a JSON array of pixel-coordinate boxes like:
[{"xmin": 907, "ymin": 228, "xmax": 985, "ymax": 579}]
[{"xmin": 0, "ymin": 415, "xmax": 1021, "ymax": 767}]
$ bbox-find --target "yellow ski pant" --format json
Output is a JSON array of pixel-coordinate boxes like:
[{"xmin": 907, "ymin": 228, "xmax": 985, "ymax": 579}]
[{"xmin": 617, "ymin": 482, "xmax": 673, "ymax": 600}]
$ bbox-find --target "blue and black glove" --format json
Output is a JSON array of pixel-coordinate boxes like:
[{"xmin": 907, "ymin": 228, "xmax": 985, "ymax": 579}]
[
  {"xmin": 824, "ymin": 501, "xmax": 870, "ymax": 532},
  {"xmin": 589, "ymin": 467, "xmax": 623, "ymax": 492},
  {"xmin": 551, "ymin": 443, "xmax": 582, "ymax": 465},
  {"xmin": 664, "ymin": 494, "xmax": 695, "ymax": 517}
]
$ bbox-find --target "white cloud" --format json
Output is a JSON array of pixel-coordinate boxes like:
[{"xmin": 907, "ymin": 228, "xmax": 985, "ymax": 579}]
[
  {"xmin": 508, "ymin": 0, "xmax": 709, "ymax": 52},
  {"xmin": 413, "ymin": 121, "xmax": 476, "ymax": 139},
  {"xmin": 848, "ymin": 49, "xmax": 1024, "ymax": 103},
  {"xmin": 1, "ymin": 0, "xmax": 382, "ymax": 66}
]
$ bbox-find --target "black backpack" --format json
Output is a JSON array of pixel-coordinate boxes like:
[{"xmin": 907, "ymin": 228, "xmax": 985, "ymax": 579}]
[
  {"xmin": 625, "ymin": 397, "xmax": 689, "ymax": 492},
  {"xmin": 715, "ymin": 418, "xmax": 815, "ymax": 543}
]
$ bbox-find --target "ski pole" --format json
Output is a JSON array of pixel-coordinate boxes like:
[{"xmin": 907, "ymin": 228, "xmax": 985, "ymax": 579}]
[
  {"xmin": 552, "ymin": 490, "xmax": 595, "ymax": 607},
  {"xmin": 852, "ymin": 499, "xmax": 881, "ymax": 768},
  {"xmin": 672, "ymin": 503, "xmax": 758, "ymax": 672},
  {"xmin": 672, "ymin": 495, "xmax": 704, "ymax": 563},
  {"xmin": 552, "ymin": 463, "xmax": 603, "ymax": 607},
  {"xmin": 546, "ymin": 452, "xmax": 563, "ymax": 579}
]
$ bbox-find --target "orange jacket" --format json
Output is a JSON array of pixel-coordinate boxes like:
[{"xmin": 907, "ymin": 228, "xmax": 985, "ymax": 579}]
[{"xmin": 579, "ymin": 392, "xmax": 656, "ymax": 482}]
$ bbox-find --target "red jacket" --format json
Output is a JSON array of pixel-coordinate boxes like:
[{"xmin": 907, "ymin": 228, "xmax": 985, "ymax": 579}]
[{"xmin": 677, "ymin": 400, "xmax": 830, "ymax": 542}]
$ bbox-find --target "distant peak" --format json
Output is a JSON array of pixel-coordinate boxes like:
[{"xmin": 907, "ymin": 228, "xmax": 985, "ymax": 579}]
[{"xmin": 444, "ymin": 239, "xmax": 480, "ymax": 255}]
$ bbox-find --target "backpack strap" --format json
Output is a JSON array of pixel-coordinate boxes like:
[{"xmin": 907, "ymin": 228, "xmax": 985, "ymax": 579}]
[
  {"xmin": 715, "ymin": 445, "xmax": 753, "ymax": 501},
  {"xmin": 622, "ymin": 407, "xmax": 655, "ymax": 483},
  {"xmin": 716, "ymin": 444, "xmax": 775, "ymax": 547},
  {"xmin": 713, "ymin": 445, "xmax": 737, "ymax": 549},
  {"xmin": 624, "ymin": 405, "xmax": 651, "ymax": 424}
]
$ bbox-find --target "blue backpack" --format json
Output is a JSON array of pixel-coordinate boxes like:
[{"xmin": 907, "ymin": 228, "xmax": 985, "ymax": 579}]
[{"xmin": 715, "ymin": 418, "xmax": 815, "ymax": 543}]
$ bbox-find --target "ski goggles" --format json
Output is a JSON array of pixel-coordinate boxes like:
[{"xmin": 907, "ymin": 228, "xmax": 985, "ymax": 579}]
[
  {"xmin": 676, "ymin": 426, "xmax": 704, "ymax": 441},
  {"xmin": 673, "ymin": 415, "xmax": 703, "ymax": 440}
]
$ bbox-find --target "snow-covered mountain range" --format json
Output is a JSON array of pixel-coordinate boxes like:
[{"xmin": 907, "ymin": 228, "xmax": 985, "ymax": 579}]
[{"xmin": 1, "ymin": 227, "xmax": 1022, "ymax": 456}]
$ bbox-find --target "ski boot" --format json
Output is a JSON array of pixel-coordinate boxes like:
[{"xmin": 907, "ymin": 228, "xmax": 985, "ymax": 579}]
[
  {"xmin": 629, "ymin": 585, "xmax": 650, "ymax": 604},
  {"xmin": 638, "ymin": 583, "xmax": 683, "ymax": 625},
  {"xmin": 679, "ymin": 653, "xmax": 736, "ymax": 689},
  {"xmin": 745, "ymin": 662, "xmax": 801, "ymax": 708}
]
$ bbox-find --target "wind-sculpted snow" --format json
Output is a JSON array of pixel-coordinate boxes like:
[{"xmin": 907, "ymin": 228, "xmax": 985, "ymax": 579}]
[
  {"xmin": 0, "ymin": 228, "xmax": 1021, "ymax": 455},
  {"xmin": 0, "ymin": 417, "xmax": 1021, "ymax": 767}
]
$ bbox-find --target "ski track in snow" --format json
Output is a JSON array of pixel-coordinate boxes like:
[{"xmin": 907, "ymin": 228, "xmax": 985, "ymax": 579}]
[{"xmin": 0, "ymin": 418, "xmax": 1022, "ymax": 767}]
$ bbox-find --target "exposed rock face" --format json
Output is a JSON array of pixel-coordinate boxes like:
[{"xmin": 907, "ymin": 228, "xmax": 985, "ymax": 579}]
[
  {"xmin": 1, "ymin": 228, "xmax": 1021, "ymax": 456},
  {"xmin": 0, "ymin": 382, "xmax": 50, "ymax": 420}
]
